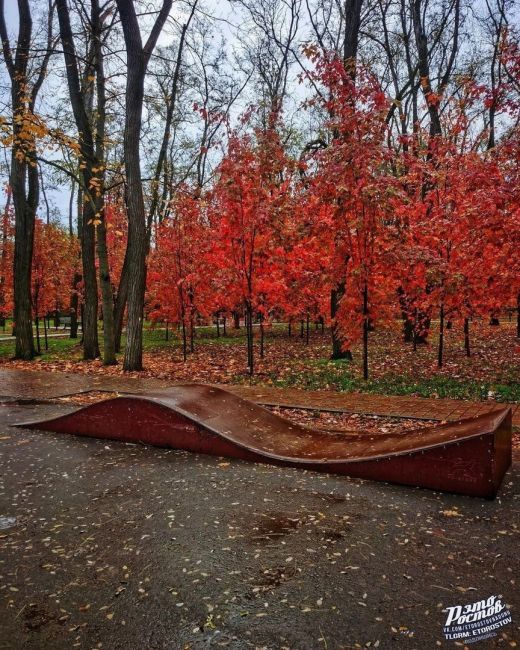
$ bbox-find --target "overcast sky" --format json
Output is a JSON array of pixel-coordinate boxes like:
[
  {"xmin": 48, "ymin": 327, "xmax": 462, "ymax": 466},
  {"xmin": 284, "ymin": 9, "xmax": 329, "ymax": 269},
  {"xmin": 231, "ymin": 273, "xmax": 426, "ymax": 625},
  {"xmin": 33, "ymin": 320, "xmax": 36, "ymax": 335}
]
[
  {"xmin": 1, "ymin": 1, "xmax": 246, "ymax": 221},
  {"xmin": 2, "ymin": 1, "xmax": 519, "ymax": 224}
]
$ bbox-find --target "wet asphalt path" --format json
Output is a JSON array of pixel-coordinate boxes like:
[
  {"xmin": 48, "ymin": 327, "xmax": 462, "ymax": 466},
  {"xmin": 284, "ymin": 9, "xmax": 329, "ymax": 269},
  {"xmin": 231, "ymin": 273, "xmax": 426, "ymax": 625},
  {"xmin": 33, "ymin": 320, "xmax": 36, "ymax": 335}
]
[{"xmin": 0, "ymin": 402, "xmax": 518, "ymax": 649}]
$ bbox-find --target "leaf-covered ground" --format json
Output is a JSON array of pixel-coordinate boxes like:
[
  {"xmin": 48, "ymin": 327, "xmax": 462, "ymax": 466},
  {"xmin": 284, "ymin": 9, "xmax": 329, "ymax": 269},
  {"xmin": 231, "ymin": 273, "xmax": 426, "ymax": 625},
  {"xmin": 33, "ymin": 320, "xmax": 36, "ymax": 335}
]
[
  {"xmin": 1, "ymin": 318, "xmax": 519, "ymax": 402},
  {"xmin": 268, "ymin": 405, "xmax": 436, "ymax": 432}
]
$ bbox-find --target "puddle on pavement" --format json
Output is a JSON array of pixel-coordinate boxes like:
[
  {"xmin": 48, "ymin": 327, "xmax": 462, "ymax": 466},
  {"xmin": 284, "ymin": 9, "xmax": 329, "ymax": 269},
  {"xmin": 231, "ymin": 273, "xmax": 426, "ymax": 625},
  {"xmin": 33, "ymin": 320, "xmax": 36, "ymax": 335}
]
[
  {"xmin": 0, "ymin": 516, "xmax": 17, "ymax": 530},
  {"xmin": 251, "ymin": 513, "xmax": 301, "ymax": 542}
]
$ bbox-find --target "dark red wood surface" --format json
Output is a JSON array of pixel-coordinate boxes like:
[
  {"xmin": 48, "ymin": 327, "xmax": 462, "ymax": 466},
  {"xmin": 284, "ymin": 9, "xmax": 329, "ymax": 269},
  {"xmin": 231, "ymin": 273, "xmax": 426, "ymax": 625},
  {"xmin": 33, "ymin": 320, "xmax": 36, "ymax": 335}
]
[{"xmin": 17, "ymin": 384, "xmax": 512, "ymax": 498}]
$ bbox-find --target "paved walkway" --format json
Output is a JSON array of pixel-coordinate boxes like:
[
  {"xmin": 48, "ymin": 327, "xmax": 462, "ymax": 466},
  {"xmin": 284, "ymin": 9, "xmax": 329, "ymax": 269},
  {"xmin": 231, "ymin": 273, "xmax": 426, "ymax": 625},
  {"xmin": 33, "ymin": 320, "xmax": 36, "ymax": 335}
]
[
  {"xmin": 3, "ymin": 397, "xmax": 518, "ymax": 649},
  {"xmin": 1, "ymin": 367, "xmax": 518, "ymax": 427},
  {"xmin": 0, "ymin": 332, "xmax": 71, "ymax": 343}
]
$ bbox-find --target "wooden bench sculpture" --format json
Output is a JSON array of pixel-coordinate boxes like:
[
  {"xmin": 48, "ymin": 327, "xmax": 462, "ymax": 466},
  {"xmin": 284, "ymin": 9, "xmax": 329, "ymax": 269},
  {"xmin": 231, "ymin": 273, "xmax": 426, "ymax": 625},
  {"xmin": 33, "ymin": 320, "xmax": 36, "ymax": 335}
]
[{"xmin": 17, "ymin": 384, "xmax": 512, "ymax": 498}]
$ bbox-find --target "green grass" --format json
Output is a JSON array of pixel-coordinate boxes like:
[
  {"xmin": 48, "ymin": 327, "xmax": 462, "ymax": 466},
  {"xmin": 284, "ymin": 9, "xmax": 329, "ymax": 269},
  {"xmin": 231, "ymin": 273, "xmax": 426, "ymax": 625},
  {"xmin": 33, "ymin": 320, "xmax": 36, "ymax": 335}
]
[
  {"xmin": 0, "ymin": 334, "xmax": 82, "ymax": 361},
  {"xmin": 269, "ymin": 358, "xmax": 520, "ymax": 402},
  {"xmin": 0, "ymin": 323, "xmax": 247, "ymax": 361},
  {"xmin": 2, "ymin": 321, "xmax": 518, "ymax": 403},
  {"xmin": 141, "ymin": 326, "xmax": 248, "ymax": 351}
]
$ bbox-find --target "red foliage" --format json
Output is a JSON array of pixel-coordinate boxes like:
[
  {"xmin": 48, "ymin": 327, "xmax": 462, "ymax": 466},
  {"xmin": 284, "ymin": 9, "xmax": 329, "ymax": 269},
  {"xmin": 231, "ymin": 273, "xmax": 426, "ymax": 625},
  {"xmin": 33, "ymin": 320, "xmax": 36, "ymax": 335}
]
[
  {"xmin": 105, "ymin": 196, "xmax": 128, "ymax": 291},
  {"xmin": 148, "ymin": 187, "xmax": 212, "ymax": 355},
  {"xmin": 0, "ymin": 189, "xmax": 14, "ymax": 320},
  {"xmin": 31, "ymin": 219, "xmax": 79, "ymax": 318}
]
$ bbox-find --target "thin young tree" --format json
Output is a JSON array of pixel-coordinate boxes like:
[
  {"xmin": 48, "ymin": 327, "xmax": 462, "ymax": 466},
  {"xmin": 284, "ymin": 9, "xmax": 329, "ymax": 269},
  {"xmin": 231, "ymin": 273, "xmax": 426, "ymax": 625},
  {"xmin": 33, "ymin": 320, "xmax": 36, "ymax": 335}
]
[{"xmin": 306, "ymin": 0, "xmax": 365, "ymax": 361}]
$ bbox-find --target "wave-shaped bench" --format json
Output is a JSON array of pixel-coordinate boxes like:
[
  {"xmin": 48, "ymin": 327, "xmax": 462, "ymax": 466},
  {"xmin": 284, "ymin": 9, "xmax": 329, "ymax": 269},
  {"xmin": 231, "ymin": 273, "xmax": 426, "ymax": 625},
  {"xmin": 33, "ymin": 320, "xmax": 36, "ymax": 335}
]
[{"xmin": 16, "ymin": 384, "xmax": 512, "ymax": 498}]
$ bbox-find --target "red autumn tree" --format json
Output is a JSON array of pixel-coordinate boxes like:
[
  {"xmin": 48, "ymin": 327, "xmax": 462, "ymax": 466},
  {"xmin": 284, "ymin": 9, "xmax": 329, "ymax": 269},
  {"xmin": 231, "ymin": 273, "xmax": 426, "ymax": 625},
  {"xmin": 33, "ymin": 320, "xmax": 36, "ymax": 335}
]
[
  {"xmin": 399, "ymin": 78, "xmax": 515, "ymax": 367},
  {"xmin": 281, "ymin": 192, "xmax": 331, "ymax": 342},
  {"xmin": 148, "ymin": 187, "xmax": 211, "ymax": 360},
  {"xmin": 308, "ymin": 52, "xmax": 400, "ymax": 379},
  {"xmin": 0, "ymin": 187, "xmax": 14, "ymax": 326},
  {"xmin": 31, "ymin": 219, "xmax": 79, "ymax": 351},
  {"xmin": 209, "ymin": 123, "xmax": 294, "ymax": 375}
]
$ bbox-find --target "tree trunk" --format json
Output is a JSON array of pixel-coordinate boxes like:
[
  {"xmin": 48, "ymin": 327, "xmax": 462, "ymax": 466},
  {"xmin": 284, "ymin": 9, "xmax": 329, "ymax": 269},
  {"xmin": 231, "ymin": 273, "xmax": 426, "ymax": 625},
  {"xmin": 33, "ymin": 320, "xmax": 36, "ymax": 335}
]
[
  {"xmin": 260, "ymin": 314, "xmax": 265, "ymax": 358},
  {"xmin": 181, "ymin": 316, "xmax": 187, "ymax": 362},
  {"xmin": 464, "ymin": 317, "xmax": 471, "ymax": 357},
  {"xmin": 12, "ymin": 163, "xmax": 36, "ymax": 360},
  {"xmin": 57, "ymin": 0, "xmax": 100, "ymax": 360},
  {"xmin": 190, "ymin": 309, "xmax": 194, "ymax": 353},
  {"xmin": 114, "ymin": 251, "xmax": 129, "ymax": 352},
  {"xmin": 93, "ymin": 0, "xmax": 116, "ymax": 365},
  {"xmin": 116, "ymin": 0, "xmax": 172, "ymax": 371},
  {"xmin": 403, "ymin": 314, "xmax": 414, "ymax": 343},
  {"xmin": 245, "ymin": 301, "xmax": 254, "ymax": 375},
  {"xmin": 330, "ymin": 284, "xmax": 353, "ymax": 360},
  {"xmin": 0, "ymin": 188, "xmax": 12, "ymax": 322},
  {"xmin": 123, "ymin": 222, "xmax": 147, "ymax": 370},
  {"xmin": 1, "ymin": 0, "xmax": 42, "ymax": 361},
  {"xmin": 43, "ymin": 312, "xmax": 48, "ymax": 350},
  {"xmin": 363, "ymin": 282, "xmax": 369, "ymax": 380},
  {"xmin": 517, "ymin": 293, "xmax": 520, "ymax": 338},
  {"xmin": 96, "ymin": 218, "xmax": 116, "ymax": 364},
  {"xmin": 119, "ymin": 88, "xmax": 146, "ymax": 368},
  {"xmin": 399, "ymin": 288, "xmax": 429, "ymax": 345},
  {"xmin": 35, "ymin": 315, "xmax": 41, "ymax": 354},
  {"xmin": 80, "ymin": 211, "xmax": 100, "ymax": 359},
  {"xmin": 438, "ymin": 304, "xmax": 445, "ymax": 368},
  {"xmin": 69, "ymin": 272, "xmax": 80, "ymax": 339}
]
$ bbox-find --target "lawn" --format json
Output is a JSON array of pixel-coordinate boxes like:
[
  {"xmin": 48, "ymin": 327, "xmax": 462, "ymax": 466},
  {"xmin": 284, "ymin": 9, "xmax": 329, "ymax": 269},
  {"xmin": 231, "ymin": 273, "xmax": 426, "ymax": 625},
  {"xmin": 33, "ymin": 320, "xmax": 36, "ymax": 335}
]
[{"xmin": 1, "ymin": 318, "xmax": 519, "ymax": 402}]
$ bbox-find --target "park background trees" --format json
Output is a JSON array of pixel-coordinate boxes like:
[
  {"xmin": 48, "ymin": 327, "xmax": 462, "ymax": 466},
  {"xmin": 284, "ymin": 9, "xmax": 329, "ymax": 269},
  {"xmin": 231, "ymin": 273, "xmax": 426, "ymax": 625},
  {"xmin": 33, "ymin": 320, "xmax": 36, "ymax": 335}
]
[{"xmin": 0, "ymin": 0, "xmax": 519, "ymax": 378}]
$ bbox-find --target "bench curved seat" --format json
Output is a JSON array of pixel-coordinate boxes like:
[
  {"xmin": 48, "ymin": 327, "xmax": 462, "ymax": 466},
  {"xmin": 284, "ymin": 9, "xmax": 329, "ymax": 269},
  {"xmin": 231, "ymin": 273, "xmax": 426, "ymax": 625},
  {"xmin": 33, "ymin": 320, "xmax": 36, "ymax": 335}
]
[{"xmin": 16, "ymin": 384, "xmax": 512, "ymax": 498}]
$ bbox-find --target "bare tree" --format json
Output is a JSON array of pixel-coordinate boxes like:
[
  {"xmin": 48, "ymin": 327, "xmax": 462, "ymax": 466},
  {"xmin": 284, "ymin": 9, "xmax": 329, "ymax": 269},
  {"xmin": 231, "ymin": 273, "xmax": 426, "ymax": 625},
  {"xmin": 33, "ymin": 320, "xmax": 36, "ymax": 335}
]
[
  {"xmin": 0, "ymin": 0, "xmax": 55, "ymax": 359},
  {"xmin": 56, "ymin": 0, "xmax": 118, "ymax": 363},
  {"xmin": 482, "ymin": 0, "xmax": 510, "ymax": 149},
  {"xmin": 116, "ymin": 0, "xmax": 173, "ymax": 371},
  {"xmin": 113, "ymin": 0, "xmax": 201, "ymax": 355},
  {"xmin": 234, "ymin": 0, "xmax": 301, "ymax": 123},
  {"xmin": 411, "ymin": 0, "xmax": 460, "ymax": 138},
  {"xmin": 148, "ymin": 1, "xmax": 198, "ymax": 228}
]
